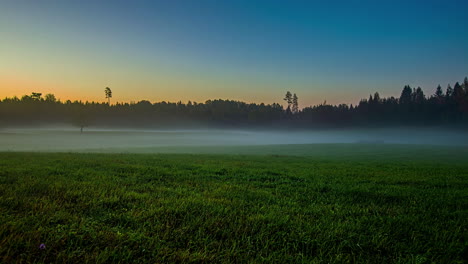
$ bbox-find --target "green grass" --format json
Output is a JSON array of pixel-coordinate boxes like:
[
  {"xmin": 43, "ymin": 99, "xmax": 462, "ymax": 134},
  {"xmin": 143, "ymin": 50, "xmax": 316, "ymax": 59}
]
[{"xmin": 0, "ymin": 145, "xmax": 467, "ymax": 263}]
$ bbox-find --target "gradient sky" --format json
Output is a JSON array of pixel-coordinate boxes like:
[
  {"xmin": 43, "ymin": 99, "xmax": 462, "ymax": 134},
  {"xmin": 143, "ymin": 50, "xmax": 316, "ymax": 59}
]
[{"xmin": 1, "ymin": 0, "xmax": 467, "ymax": 107}]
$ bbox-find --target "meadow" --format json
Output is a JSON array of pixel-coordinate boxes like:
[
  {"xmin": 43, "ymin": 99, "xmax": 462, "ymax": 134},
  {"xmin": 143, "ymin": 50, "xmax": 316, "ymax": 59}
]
[{"xmin": 0, "ymin": 144, "xmax": 467, "ymax": 263}]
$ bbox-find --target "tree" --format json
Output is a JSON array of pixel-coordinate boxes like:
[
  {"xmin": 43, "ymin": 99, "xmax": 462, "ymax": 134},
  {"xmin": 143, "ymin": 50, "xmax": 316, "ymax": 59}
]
[
  {"xmin": 105, "ymin": 87, "xmax": 112, "ymax": 105},
  {"xmin": 463, "ymin": 77, "xmax": 468, "ymax": 114},
  {"xmin": 413, "ymin": 87, "xmax": 425, "ymax": 104},
  {"xmin": 446, "ymin": 84, "xmax": 453, "ymax": 98},
  {"xmin": 464, "ymin": 77, "xmax": 468, "ymax": 92},
  {"xmin": 31, "ymin": 92, "xmax": 42, "ymax": 101},
  {"xmin": 452, "ymin": 82, "xmax": 466, "ymax": 115},
  {"xmin": 399, "ymin": 85, "xmax": 412, "ymax": 105},
  {"xmin": 284, "ymin": 91, "xmax": 292, "ymax": 106},
  {"xmin": 453, "ymin": 82, "xmax": 464, "ymax": 103},
  {"xmin": 373, "ymin": 92, "xmax": 380, "ymax": 103},
  {"xmin": 72, "ymin": 110, "xmax": 90, "ymax": 134},
  {"xmin": 283, "ymin": 91, "xmax": 293, "ymax": 114},
  {"xmin": 44, "ymin": 93, "xmax": 57, "ymax": 102},
  {"xmin": 435, "ymin": 85, "xmax": 443, "ymax": 98},
  {"xmin": 292, "ymin": 93, "xmax": 299, "ymax": 113}
]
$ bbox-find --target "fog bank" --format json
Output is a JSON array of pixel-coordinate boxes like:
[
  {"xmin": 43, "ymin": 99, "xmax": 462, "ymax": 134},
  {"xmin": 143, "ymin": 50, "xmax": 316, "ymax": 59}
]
[{"xmin": 1, "ymin": 127, "xmax": 467, "ymax": 152}]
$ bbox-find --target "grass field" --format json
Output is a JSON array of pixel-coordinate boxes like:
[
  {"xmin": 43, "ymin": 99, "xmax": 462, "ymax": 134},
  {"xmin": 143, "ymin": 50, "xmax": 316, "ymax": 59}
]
[{"xmin": 0, "ymin": 144, "xmax": 467, "ymax": 263}]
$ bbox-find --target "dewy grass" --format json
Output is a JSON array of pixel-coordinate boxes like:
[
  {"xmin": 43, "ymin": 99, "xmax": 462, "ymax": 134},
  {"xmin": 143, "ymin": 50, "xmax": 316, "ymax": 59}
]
[{"xmin": 0, "ymin": 145, "xmax": 467, "ymax": 263}]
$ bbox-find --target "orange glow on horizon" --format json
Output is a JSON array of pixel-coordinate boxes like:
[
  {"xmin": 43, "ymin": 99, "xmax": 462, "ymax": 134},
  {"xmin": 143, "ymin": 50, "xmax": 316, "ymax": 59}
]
[{"xmin": 1, "ymin": 75, "xmax": 366, "ymax": 108}]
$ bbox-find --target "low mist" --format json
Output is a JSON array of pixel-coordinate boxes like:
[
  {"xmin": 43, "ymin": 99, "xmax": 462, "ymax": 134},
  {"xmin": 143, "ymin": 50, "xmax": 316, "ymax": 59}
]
[{"xmin": 1, "ymin": 126, "xmax": 467, "ymax": 152}]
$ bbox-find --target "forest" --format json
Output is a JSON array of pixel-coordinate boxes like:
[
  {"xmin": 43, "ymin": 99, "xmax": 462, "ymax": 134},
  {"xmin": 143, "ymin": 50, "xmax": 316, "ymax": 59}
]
[{"xmin": 1, "ymin": 78, "xmax": 468, "ymax": 129}]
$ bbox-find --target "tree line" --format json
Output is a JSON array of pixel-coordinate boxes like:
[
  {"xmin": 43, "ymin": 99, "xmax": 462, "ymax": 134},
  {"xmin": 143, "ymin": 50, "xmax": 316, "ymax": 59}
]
[{"xmin": 1, "ymin": 77, "xmax": 468, "ymax": 129}]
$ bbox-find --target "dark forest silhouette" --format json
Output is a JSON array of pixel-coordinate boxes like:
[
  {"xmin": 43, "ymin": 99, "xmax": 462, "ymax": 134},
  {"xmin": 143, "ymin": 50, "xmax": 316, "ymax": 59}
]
[{"xmin": 1, "ymin": 77, "xmax": 468, "ymax": 129}]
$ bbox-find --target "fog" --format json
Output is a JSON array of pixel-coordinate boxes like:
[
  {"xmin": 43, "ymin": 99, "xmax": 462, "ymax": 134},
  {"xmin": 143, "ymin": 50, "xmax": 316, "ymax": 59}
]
[{"xmin": 1, "ymin": 126, "xmax": 467, "ymax": 152}]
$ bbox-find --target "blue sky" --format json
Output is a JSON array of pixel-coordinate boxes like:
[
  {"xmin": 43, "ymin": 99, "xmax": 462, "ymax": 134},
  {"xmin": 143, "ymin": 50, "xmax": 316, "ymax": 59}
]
[{"xmin": 1, "ymin": 0, "xmax": 467, "ymax": 106}]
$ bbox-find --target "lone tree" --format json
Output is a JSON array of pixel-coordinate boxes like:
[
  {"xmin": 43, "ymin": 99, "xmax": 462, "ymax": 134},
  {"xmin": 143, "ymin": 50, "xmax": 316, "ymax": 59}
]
[
  {"xmin": 73, "ymin": 110, "xmax": 90, "ymax": 134},
  {"xmin": 292, "ymin": 93, "xmax": 299, "ymax": 113},
  {"xmin": 105, "ymin": 87, "xmax": 112, "ymax": 105},
  {"xmin": 284, "ymin": 91, "xmax": 292, "ymax": 111}
]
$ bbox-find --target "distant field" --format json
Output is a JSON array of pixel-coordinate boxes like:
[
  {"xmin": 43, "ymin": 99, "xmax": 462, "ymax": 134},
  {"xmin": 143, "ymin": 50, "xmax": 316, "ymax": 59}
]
[{"xmin": 1, "ymin": 144, "xmax": 467, "ymax": 263}]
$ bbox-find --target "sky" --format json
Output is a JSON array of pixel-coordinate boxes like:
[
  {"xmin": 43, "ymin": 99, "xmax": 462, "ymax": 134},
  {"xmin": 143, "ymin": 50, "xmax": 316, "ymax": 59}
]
[{"xmin": 1, "ymin": 0, "xmax": 467, "ymax": 107}]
